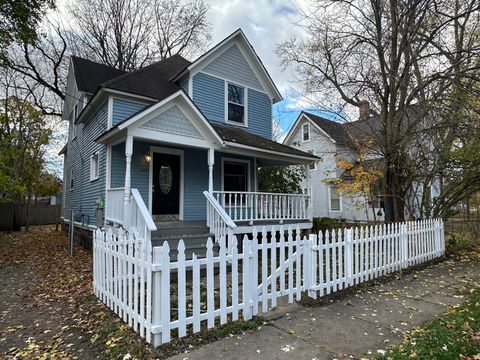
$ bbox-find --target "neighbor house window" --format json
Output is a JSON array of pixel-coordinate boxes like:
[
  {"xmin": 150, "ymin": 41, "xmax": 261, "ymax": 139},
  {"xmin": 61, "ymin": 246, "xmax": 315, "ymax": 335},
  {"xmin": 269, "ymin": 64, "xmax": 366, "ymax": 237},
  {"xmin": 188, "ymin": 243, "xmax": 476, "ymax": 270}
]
[
  {"xmin": 223, "ymin": 161, "xmax": 248, "ymax": 204},
  {"xmin": 70, "ymin": 168, "xmax": 74, "ymax": 190},
  {"xmin": 302, "ymin": 123, "xmax": 310, "ymax": 142},
  {"xmin": 227, "ymin": 83, "xmax": 246, "ymax": 125},
  {"xmin": 90, "ymin": 152, "xmax": 99, "ymax": 181},
  {"xmin": 329, "ymin": 185, "xmax": 341, "ymax": 211},
  {"xmin": 308, "ymin": 150, "xmax": 316, "ymax": 170}
]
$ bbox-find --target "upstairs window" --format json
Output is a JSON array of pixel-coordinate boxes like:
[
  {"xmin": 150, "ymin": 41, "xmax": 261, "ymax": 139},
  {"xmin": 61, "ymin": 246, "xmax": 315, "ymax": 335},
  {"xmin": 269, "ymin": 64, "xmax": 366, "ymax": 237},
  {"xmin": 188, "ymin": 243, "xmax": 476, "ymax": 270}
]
[
  {"xmin": 90, "ymin": 152, "xmax": 99, "ymax": 181},
  {"xmin": 329, "ymin": 185, "xmax": 342, "ymax": 211},
  {"xmin": 302, "ymin": 123, "xmax": 310, "ymax": 142},
  {"xmin": 227, "ymin": 83, "xmax": 246, "ymax": 125}
]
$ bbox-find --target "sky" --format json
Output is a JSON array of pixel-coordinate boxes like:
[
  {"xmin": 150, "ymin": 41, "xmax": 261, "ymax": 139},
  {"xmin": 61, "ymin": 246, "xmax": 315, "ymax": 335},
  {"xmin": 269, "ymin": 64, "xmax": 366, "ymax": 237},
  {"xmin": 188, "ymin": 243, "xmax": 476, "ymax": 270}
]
[{"xmin": 46, "ymin": 0, "xmax": 344, "ymax": 176}]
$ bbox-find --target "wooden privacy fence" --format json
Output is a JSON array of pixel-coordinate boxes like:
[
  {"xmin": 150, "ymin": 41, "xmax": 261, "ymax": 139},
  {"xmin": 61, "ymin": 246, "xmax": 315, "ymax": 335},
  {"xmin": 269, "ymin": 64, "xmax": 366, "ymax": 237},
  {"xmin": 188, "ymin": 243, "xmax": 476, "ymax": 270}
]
[
  {"xmin": 93, "ymin": 219, "xmax": 445, "ymax": 346},
  {"xmin": 0, "ymin": 203, "xmax": 61, "ymax": 230}
]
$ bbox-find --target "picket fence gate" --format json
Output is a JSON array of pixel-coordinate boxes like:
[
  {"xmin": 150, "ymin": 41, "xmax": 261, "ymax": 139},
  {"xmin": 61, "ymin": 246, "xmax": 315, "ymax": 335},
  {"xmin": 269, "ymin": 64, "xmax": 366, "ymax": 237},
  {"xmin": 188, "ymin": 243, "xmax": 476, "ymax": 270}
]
[{"xmin": 93, "ymin": 219, "xmax": 445, "ymax": 346}]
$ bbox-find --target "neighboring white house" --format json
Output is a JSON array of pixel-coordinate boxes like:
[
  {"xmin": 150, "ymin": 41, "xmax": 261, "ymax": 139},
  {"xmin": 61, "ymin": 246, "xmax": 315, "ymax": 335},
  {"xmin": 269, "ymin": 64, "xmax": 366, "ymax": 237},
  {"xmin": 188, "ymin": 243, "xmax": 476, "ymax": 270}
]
[{"xmin": 283, "ymin": 111, "xmax": 384, "ymax": 221}]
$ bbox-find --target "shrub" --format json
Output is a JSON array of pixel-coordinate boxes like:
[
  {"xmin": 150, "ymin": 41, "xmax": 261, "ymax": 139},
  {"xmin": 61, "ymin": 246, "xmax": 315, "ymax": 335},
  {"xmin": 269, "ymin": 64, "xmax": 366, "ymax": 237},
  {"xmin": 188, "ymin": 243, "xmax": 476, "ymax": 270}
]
[{"xmin": 312, "ymin": 217, "xmax": 344, "ymax": 234}]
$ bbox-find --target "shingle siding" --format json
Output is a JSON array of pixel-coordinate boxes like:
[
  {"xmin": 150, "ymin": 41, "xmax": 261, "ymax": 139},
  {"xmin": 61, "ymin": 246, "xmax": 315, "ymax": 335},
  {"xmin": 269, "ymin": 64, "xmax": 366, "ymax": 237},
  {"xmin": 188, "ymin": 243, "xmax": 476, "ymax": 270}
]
[
  {"xmin": 203, "ymin": 44, "xmax": 264, "ymax": 91},
  {"xmin": 63, "ymin": 102, "xmax": 108, "ymax": 225},
  {"xmin": 112, "ymin": 98, "xmax": 147, "ymax": 126}
]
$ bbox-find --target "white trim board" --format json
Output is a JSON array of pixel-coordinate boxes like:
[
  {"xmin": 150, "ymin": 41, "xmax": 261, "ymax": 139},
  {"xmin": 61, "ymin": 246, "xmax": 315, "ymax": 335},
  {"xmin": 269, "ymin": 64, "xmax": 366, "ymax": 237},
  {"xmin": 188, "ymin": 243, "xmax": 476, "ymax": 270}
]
[
  {"xmin": 148, "ymin": 146, "xmax": 185, "ymax": 220},
  {"xmin": 221, "ymin": 157, "xmax": 251, "ymax": 192}
]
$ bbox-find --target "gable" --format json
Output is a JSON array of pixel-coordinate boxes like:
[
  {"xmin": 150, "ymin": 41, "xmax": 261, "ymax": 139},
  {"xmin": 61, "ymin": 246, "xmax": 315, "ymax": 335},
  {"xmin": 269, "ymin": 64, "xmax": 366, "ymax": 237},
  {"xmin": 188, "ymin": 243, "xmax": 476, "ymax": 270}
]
[
  {"xmin": 141, "ymin": 104, "xmax": 202, "ymax": 138},
  {"xmin": 284, "ymin": 114, "xmax": 337, "ymax": 146},
  {"xmin": 202, "ymin": 44, "xmax": 264, "ymax": 91}
]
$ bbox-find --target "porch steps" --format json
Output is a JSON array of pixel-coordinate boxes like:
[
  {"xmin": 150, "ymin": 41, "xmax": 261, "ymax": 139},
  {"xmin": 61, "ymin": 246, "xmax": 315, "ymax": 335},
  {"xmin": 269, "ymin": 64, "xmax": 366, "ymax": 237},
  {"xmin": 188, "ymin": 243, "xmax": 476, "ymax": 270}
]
[{"xmin": 151, "ymin": 221, "xmax": 216, "ymax": 260}]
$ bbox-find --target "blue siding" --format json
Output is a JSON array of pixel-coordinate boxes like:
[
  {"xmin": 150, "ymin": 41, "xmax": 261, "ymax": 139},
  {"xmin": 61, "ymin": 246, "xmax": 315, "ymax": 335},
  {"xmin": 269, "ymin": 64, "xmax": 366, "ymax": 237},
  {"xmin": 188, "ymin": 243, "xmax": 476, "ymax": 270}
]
[
  {"xmin": 203, "ymin": 44, "xmax": 264, "ymax": 91},
  {"xmin": 112, "ymin": 98, "xmax": 147, "ymax": 126},
  {"xmin": 192, "ymin": 73, "xmax": 224, "ymax": 123},
  {"xmin": 109, "ymin": 143, "xmax": 256, "ymax": 221},
  {"xmin": 191, "ymin": 72, "xmax": 272, "ymax": 139},
  {"xmin": 248, "ymin": 89, "xmax": 272, "ymax": 139},
  {"xmin": 63, "ymin": 102, "xmax": 108, "ymax": 225}
]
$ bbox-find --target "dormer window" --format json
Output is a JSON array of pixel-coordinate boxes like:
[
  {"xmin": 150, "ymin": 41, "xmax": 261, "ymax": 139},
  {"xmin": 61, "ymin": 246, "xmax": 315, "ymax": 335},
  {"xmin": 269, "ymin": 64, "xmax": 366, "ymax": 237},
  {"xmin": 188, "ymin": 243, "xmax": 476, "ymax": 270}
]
[
  {"xmin": 302, "ymin": 123, "xmax": 310, "ymax": 142},
  {"xmin": 227, "ymin": 83, "xmax": 246, "ymax": 125}
]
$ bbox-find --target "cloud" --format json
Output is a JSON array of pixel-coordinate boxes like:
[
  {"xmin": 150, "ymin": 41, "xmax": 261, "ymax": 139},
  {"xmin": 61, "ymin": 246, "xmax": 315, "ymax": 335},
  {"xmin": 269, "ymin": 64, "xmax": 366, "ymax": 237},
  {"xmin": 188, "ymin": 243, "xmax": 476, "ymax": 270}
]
[{"xmin": 205, "ymin": 0, "xmax": 306, "ymax": 95}]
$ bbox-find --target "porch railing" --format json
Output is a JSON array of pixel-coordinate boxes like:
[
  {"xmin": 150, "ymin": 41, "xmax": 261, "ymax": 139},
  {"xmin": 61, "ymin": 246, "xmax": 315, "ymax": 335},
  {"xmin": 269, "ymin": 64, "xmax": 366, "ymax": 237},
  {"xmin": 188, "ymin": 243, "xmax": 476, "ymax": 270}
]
[
  {"xmin": 129, "ymin": 188, "xmax": 157, "ymax": 241},
  {"xmin": 105, "ymin": 187, "xmax": 125, "ymax": 225},
  {"xmin": 204, "ymin": 191, "xmax": 237, "ymax": 242},
  {"xmin": 213, "ymin": 191, "xmax": 311, "ymax": 223}
]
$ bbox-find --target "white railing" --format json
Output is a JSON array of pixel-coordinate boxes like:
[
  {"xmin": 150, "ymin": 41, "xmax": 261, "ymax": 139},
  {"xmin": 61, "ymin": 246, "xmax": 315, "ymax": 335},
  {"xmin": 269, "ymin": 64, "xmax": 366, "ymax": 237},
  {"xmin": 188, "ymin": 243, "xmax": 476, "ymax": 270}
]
[
  {"xmin": 93, "ymin": 219, "xmax": 445, "ymax": 346},
  {"xmin": 128, "ymin": 189, "xmax": 157, "ymax": 241},
  {"xmin": 105, "ymin": 187, "xmax": 125, "ymax": 225},
  {"xmin": 213, "ymin": 191, "xmax": 311, "ymax": 223},
  {"xmin": 204, "ymin": 191, "xmax": 237, "ymax": 242}
]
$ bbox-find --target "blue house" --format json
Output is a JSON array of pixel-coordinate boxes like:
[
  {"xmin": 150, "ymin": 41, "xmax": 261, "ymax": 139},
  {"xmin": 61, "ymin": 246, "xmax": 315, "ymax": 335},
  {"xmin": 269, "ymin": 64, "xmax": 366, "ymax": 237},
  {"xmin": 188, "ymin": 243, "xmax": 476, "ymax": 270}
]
[{"xmin": 60, "ymin": 29, "xmax": 317, "ymax": 250}]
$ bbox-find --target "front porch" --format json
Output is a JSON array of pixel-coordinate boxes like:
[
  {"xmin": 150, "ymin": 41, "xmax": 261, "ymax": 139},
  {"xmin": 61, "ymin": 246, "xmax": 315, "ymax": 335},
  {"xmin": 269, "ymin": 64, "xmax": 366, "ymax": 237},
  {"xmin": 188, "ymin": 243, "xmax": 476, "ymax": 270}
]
[{"xmin": 96, "ymin": 91, "xmax": 317, "ymax": 246}]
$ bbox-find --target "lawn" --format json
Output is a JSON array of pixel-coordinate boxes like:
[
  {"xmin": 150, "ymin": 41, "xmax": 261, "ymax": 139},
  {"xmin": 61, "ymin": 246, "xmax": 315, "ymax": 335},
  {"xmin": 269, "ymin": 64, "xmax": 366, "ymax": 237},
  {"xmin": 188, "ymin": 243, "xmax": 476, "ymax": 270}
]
[{"xmin": 0, "ymin": 226, "xmax": 262, "ymax": 359}]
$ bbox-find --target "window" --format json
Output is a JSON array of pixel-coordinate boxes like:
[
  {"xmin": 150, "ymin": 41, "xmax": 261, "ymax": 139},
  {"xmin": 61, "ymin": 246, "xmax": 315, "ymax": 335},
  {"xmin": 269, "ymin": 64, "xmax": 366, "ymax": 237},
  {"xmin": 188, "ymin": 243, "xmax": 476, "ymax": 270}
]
[
  {"xmin": 70, "ymin": 168, "xmax": 74, "ymax": 190},
  {"xmin": 302, "ymin": 123, "xmax": 310, "ymax": 142},
  {"xmin": 227, "ymin": 83, "xmax": 246, "ymax": 125},
  {"xmin": 223, "ymin": 160, "xmax": 249, "ymax": 192},
  {"xmin": 307, "ymin": 150, "xmax": 316, "ymax": 170},
  {"xmin": 329, "ymin": 185, "xmax": 342, "ymax": 211},
  {"xmin": 90, "ymin": 152, "xmax": 99, "ymax": 181}
]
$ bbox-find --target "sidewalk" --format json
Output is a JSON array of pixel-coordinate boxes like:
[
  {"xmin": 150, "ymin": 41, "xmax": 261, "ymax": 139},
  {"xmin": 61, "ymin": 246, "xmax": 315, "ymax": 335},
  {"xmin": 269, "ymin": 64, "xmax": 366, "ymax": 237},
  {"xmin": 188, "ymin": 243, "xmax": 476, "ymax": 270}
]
[{"xmin": 169, "ymin": 257, "xmax": 480, "ymax": 359}]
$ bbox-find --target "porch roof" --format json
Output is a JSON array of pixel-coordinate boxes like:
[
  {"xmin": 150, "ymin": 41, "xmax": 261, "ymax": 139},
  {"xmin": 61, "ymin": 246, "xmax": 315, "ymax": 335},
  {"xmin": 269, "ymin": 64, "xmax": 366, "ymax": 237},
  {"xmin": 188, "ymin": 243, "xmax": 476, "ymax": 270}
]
[{"xmin": 95, "ymin": 90, "xmax": 319, "ymax": 165}]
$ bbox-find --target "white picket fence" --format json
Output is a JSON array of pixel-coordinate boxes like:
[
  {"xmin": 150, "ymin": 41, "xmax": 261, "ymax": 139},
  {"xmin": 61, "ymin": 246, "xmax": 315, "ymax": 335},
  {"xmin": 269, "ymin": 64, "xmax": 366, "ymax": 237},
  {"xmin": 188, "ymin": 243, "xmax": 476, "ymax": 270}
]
[{"xmin": 93, "ymin": 219, "xmax": 445, "ymax": 346}]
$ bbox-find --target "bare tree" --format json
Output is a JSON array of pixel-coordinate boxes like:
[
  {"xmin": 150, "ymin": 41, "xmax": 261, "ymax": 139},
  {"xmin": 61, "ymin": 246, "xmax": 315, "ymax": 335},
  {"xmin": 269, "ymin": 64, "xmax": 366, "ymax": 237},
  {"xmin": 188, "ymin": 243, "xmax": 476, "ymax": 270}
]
[{"xmin": 277, "ymin": 0, "xmax": 480, "ymax": 221}]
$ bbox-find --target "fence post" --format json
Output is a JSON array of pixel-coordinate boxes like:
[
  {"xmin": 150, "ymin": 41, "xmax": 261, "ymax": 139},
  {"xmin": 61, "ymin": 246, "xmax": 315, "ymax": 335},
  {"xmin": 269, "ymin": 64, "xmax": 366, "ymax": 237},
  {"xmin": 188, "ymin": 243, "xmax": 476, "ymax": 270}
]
[
  {"xmin": 400, "ymin": 223, "xmax": 407, "ymax": 269},
  {"xmin": 440, "ymin": 219, "xmax": 445, "ymax": 256},
  {"xmin": 242, "ymin": 236, "xmax": 253, "ymax": 320},
  {"xmin": 345, "ymin": 229, "xmax": 354, "ymax": 286},
  {"xmin": 151, "ymin": 246, "xmax": 162, "ymax": 346},
  {"xmin": 308, "ymin": 233, "xmax": 317, "ymax": 298}
]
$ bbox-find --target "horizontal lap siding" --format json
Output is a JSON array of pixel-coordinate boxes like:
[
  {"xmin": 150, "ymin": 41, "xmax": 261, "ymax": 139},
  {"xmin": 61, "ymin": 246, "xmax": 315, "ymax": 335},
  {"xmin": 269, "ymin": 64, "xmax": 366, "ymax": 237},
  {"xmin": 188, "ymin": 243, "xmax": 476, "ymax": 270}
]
[
  {"xmin": 183, "ymin": 149, "xmax": 208, "ymax": 220},
  {"xmin": 248, "ymin": 89, "xmax": 272, "ymax": 139},
  {"xmin": 64, "ymin": 102, "xmax": 108, "ymax": 225},
  {"xmin": 192, "ymin": 73, "xmax": 224, "ymax": 123},
  {"xmin": 112, "ymin": 98, "xmax": 147, "ymax": 126},
  {"xmin": 111, "ymin": 143, "xmax": 126, "ymax": 188}
]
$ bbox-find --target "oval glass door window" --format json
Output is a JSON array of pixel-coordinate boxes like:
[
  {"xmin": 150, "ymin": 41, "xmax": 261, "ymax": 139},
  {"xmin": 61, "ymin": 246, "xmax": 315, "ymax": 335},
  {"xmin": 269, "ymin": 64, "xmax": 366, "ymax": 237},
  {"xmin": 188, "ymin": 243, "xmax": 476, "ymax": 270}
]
[{"xmin": 159, "ymin": 163, "xmax": 172, "ymax": 194}]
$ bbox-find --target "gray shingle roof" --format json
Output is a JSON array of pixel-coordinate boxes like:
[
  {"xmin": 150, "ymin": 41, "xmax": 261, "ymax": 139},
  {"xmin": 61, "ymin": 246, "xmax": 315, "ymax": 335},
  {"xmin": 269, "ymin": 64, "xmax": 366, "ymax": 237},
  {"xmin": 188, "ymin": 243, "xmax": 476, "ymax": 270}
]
[
  {"xmin": 212, "ymin": 123, "xmax": 319, "ymax": 159},
  {"xmin": 71, "ymin": 56, "xmax": 127, "ymax": 94}
]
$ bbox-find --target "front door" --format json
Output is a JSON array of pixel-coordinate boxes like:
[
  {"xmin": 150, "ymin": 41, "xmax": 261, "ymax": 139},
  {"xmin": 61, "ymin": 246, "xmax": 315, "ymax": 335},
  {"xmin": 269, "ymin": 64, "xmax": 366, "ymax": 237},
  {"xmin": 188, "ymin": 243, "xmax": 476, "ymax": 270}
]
[{"xmin": 152, "ymin": 152, "xmax": 181, "ymax": 216}]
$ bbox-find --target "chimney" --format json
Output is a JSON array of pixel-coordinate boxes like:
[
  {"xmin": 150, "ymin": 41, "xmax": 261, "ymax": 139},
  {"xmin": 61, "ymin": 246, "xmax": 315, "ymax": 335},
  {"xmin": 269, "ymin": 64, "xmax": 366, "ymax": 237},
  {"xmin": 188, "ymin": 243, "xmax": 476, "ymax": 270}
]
[{"xmin": 358, "ymin": 101, "xmax": 370, "ymax": 120}]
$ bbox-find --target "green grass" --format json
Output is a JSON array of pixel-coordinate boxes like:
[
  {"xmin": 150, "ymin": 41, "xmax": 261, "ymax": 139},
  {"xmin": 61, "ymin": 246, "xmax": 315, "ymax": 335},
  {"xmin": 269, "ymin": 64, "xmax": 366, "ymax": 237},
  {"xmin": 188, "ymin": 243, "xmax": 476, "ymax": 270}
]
[{"xmin": 378, "ymin": 287, "xmax": 480, "ymax": 359}]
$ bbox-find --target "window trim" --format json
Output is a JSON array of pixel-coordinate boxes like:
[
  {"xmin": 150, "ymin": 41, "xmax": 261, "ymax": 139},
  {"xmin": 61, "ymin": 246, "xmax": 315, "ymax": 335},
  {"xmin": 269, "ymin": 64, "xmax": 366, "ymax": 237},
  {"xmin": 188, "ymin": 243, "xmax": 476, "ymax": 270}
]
[
  {"xmin": 221, "ymin": 157, "xmax": 251, "ymax": 193},
  {"xmin": 302, "ymin": 122, "xmax": 310, "ymax": 142},
  {"xmin": 90, "ymin": 151, "xmax": 100, "ymax": 182},
  {"xmin": 307, "ymin": 149, "xmax": 316, "ymax": 170},
  {"xmin": 225, "ymin": 81, "xmax": 248, "ymax": 127},
  {"xmin": 70, "ymin": 168, "xmax": 74, "ymax": 191},
  {"xmin": 328, "ymin": 185, "xmax": 342, "ymax": 212}
]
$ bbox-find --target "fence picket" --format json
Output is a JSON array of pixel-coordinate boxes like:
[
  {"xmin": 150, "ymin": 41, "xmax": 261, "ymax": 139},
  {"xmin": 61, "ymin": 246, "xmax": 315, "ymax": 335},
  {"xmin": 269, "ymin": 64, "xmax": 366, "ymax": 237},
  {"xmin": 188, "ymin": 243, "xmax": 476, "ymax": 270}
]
[{"xmin": 93, "ymin": 218, "xmax": 445, "ymax": 346}]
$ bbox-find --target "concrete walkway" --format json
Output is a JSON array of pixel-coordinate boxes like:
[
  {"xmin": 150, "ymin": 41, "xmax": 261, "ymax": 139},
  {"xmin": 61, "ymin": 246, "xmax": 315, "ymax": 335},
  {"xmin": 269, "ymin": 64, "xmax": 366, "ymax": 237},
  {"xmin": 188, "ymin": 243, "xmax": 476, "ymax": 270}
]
[{"xmin": 170, "ymin": 258, "xmax": 480, "ymax": 360}]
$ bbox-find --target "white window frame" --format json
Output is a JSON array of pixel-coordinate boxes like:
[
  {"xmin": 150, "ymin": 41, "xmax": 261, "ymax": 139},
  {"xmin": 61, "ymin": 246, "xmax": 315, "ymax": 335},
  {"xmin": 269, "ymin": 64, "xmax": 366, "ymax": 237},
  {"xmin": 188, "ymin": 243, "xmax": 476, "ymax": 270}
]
[
  {"xmin": 221, "ymin": 157, "xmax": 251, "ymax": 192},
  {"xmin": 90, "ymin": 151, "xmax": 100, "ymax": 181},
  {"xmin": 302, "ymin": 122, "xmax": 310, "ymax": 142},
  {"xmin": 328, "ymin": 185, "xmax": 342, "ymax": 212},
  {"xmin": 70, "ymin": 168, "xmax": 74, "ymax": 191},
  {"xmin": 307, "ymin": 149, "xmax": 316, "ymax": 170},
  {"xmin": 225, "ymin": 81, "xmax": 248, "ymax": 127}
]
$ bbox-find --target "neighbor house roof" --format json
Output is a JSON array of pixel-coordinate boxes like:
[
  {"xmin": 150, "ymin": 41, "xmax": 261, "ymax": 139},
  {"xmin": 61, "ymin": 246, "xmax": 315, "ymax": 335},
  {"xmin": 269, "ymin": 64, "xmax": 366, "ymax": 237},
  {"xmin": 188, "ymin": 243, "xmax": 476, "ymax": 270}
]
[{"xmin": 71, "ymin": 56, "xmax": 127, "ymax": 94}]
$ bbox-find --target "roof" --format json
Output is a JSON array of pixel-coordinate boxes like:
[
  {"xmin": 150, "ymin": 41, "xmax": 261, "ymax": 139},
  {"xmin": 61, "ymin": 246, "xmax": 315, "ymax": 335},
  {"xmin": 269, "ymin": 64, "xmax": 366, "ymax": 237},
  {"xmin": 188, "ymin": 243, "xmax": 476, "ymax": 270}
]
[
  {"xmin": 303, "ymin": 112, "xmax": 351, "ymax": 146},
  {"xmin": 100, "ymin": 54, "xmax": 191, "ymax": 100},
  {"xmin": 211, "ymin": 123, "xmax": 319, "ymax": 160},
  {"xmin": 71, "ymin": 56, "xmax": 127, "ymax": 94}
]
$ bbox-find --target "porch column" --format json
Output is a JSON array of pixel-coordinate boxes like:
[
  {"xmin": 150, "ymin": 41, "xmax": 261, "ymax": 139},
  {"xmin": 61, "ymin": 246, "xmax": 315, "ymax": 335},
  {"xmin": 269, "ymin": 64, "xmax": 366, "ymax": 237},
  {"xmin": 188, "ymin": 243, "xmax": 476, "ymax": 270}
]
[
  {"xmin": 305, "ymin": 164, "xmax": 313, "ymax": 221},
  {"xmin": 124, "ymin": 135, "xmax": 133, "ymax": 227},
  {"xmin": 208, "ymin": 148, "xmax": 214, "ymax": 193}
]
